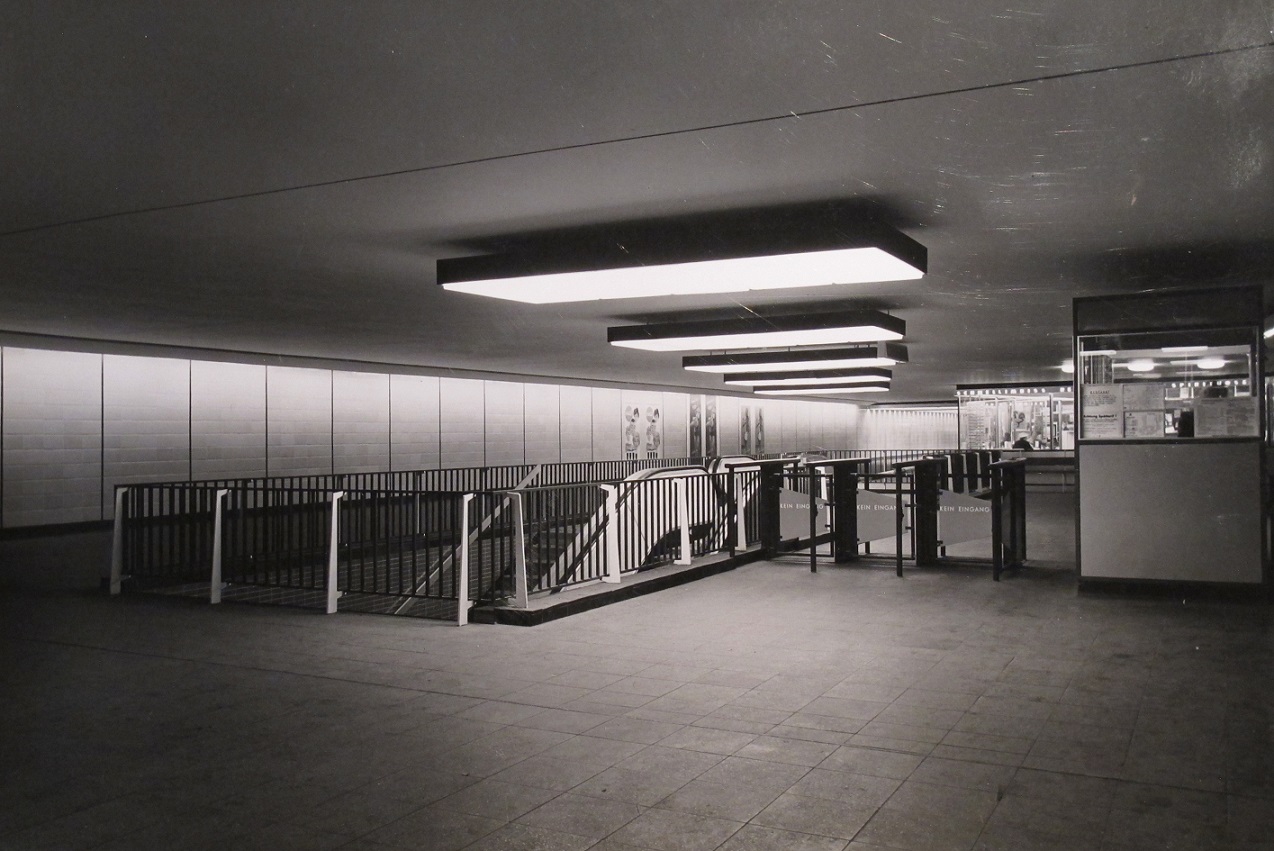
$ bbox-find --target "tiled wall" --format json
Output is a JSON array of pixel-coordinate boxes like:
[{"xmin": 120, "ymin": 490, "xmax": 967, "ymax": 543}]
[
  {"xmin": 860, "ymin": 407, "xmax": 959, "ymax": 448},
  {"xmin": 523, "ymin": 384, "xmax": 561, "ymax": 465},
  {"xmin": 333, "ymin": 371, "xmax": 390, "ymax": 473},
  {"xmin": 388, "ymin": 374, "xmax": 440, "ymax": 471},
  {"xmin": 0, "ymin": 344, "xmax": 904, "ymax": 529},
  {"xmin": 191, "ymin": 361, "xmax": 267, "ymax": 481},
  {"xmin": 2, "ymin": 349, "xmax": 102, "ymax": 527},
  {"xmin": 102, "ymin": 356, "xmax": 190, "ymax": 517}
]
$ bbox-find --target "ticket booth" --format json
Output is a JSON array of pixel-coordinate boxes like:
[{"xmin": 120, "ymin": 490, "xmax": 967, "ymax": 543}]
[{"xmin": 1073, "ymin": 286, "xmax": 1267, "ymax": 589}]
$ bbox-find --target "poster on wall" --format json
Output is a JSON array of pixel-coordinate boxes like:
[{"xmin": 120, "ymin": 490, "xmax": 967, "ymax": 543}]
[
  {"xmin": 688, "ymin": 396, "xmax": 703, "ymax": 459},
  {"xmin": 705, "ymin": 396, "xmax": 719, "ymax": 457},
  {"xmin": 644, "ymin": 405, "xmax": 662, "ymax": 458},
  {"xmin": 740, "ymin": 406, "xmax": 752, "ymax": 454},
  {"xmin": 1081, "ymin": 384, "xmax": 1123, "ymax": 439},
  {"xmin": 755, "ymin": 408, "xmax": 765, "ymax": 455},
  {"xmin": 622, "ymin": 404, "xmax": 642, "ymax": 459}
]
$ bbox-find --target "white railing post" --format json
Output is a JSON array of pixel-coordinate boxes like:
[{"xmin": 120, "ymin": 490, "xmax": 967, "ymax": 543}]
[
  {"xmin": 210, "ymin": 488, "xmax": 229, "ymax": 604},
  {"xmin": 457, "ymin": 493, "xmax": 473, "ymax": 626},
  {"xmin": 599, "ymin": 484, "xmax": 621, "ymax": 584},
  {"xmin": 733, "ymin": 472, "xmax": 748, "ymax": 551},
  {"xmin": 675, "ymin": 478, "xmax": 692, "ymax": 565},
  {"xmin": 511, "ymin": 492, "xmax": 529, "ymax": 608},
  {"xmin": 109, "ymin": 487, "xmax": 128, "ymax": 596},
  {"xmin": 325, "ymin": 491, "xmax": 345, "ymax": 614}
]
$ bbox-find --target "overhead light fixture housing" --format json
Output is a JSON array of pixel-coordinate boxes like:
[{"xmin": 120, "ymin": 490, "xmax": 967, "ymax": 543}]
[
  {"xmin": 683, "ymin": 343, "xmax": 908, "ymax": 373},
  {"xmin": 753, "ymin": 381, "xmax": 891, "ymax": 395},
  {"xmin": 609, "ymin": 310, "xmax": 904, "ymax": 352},
  {"xmin": 437, "ymin": 208, "xmax": 925, "ymax": 303},
  {"xmin": 723, "ymin": 367, "xmax": 892, "ymax": 386}
]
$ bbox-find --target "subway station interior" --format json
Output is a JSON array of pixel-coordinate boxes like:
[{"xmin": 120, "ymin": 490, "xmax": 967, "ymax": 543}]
[{"xmin": 2, "ymin": 5, "xmax": 1273, "ymax": 850}]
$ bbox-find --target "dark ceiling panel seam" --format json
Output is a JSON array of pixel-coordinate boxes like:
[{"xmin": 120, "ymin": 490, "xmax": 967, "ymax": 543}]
[{"xmin": 4, "ymin": 40, "xmax": 1271, "ymax": 240}]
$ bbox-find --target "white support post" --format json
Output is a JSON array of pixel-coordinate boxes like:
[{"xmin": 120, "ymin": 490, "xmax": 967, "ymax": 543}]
[
  {"xmin": 457, "ymin": 493, "xmax": 473, "ymax": 626},
  {"xmin": 511, "ymin": 492, "xmax": 529, "ymax": 608},
  {"xmin": 325, "ymin": 491, "xmax": 345, "ymax": 615},
  {"xmin": 733, "ymin": 471, "xmax": 747, "ymax": 551},
  {"xmin": 210, "ymin": 489, "xmax": 229, "ymax": 605},
  {"xmin": 599, "ymin": 484, "xmax": 621, "ymax": 583},
  {"xmin": 109, "ymin": 487, "xmax": 128, "ymax": 596},
  {"xmin": 675, "ymin": 478, "xmax": 693, "ymax": 565}
]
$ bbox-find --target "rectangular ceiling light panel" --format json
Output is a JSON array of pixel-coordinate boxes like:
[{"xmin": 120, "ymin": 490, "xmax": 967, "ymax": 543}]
[
  {"xmin": 440, "ymin": 247, "xmax": 923, "ymax": 303},
  {"xmin": 684, "ymin": 343, "xmax": 908, "ymax": 373},
  {"xmin": 753, "ymin": 382, "xmax": 891, "ymax": 395},
  {"xmin": 609, "ymin": 310, "xmax": 905, "ymax": 352},
  {"xmin": 723, "ymin": 367, "xmax": 893, "ymax": 385}
]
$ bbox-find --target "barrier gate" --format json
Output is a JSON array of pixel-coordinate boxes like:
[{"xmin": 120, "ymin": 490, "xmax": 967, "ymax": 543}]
[{"xmin": 756, "ymin": 456, "xmax": 1027, "ymax": 580}]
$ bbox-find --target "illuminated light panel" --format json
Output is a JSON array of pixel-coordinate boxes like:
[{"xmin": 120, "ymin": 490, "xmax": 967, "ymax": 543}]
[
  {"xmin": 1196, "ymin": 357, "xmax": 1227, "ymax": 370},
  {"xmin": 609, "ymin": 310, "xmax": 904, "ymax": 352},
  {"xmin": 440, "ymin": 247, "xmax": 923, "ymax": 303},
  {"xmin": 1162, "ymin": 346, "xmax": 1208, "ymax": 353},
  {"xmin": 1060, "ymin": 360, "xmax": 1075, "ymax": 374},
  {"xmin": 1125, "ymin": 359, "xmax": 1156, "ymax": 372},
  {"xmin": 683, "ymin": 343, "xmax": 908, "ymax": 373},
  {"xmin": 723, "ymin": 367, "xmax": 892, "ymax": 386},
  {"xmin": 753, "ymin": 382, "xmax": 890, "ymax": 395}
]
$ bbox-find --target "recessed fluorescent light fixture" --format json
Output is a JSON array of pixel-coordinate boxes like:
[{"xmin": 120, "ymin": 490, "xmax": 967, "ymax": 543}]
[
  {"xmin": 683, "ymin": 343, "xmax": 908, "ymax": 373},
  {"xmin": 1060, "ymin": 360, "xmax": 1075, "ymax": 374},
  {"xmin": 609, "ymin": 310, "xmax": 904, "ymax": 352},
  {"xmin": 437, "ymin": 212, "xmax": 925, "ymax": 303},
  {"xmin": 1162, "ymin": 346, "xmax": 1208, "ymax": 353},
  {"xmin": 723, "ymin": 367, "xmax": 892, "ymax": 386},
  {"xmin": 1196, "ymin": 357, "xmax": 1227, "ymax": 370},
  {"xmin": 753, "ymin": 381, "xmax": 891, "ymax": 395},
  {"xmin": 1125, "ymin": 359, "xmax": 1157, "ymax": 372}
]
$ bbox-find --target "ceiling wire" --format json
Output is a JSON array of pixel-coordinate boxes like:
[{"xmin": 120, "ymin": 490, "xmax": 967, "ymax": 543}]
[{"xmin": 4, "ymin": 40, "xmax": 1271, "ymax": 239}]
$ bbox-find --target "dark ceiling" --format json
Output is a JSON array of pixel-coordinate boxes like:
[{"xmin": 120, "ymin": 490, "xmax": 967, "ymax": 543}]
[{"xmin": 3, "ymin": 3, "xmax": 1273, "ymax": 402}]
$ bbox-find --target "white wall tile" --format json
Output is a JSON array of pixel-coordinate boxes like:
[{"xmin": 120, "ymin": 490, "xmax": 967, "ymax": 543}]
[
  {"xmin": 333, "ymin": 371, "xmax": 390, "ymax": 473},
  {"xmin": 717, "ymin": 396, "xmax": 740, "ymax": 455},
  {"xmin": 484, "ymin": 381, "xmax": 524, "ymax": 466},
  {"xmin": 102, "ymin": 355, "xmax": 190, "ymax": 518},
  {"xmin": 591, "ymin": 388, "xmax": 622, "ymax": 461},
  {"xmin": 661, "ymin": 393, "xmax": 689, "ymax": 460},
  {"xmin": 267, "ymin": 366, "xmax": 333, "ymax": 477},
  {"xmin": 3, "ymin": 348, "xmax": 103, "ymax": 526},
  {"xmin": 523, "ymin": 383, "xmax": 560, "ymax": 465},
  {"xmin": 191, "ymin": 361, "xmax": 267, "ymax": 480},
  {"xmin": 440, "ymin": 378, "xmax": 484, "ymax": 468},
  {"xmin": 389, "ymin": 374, "xmax": 440, "ymax": 470},
  {"xmin": 558, "ymin": 385, "xmax": 592, "ymax": 462}
]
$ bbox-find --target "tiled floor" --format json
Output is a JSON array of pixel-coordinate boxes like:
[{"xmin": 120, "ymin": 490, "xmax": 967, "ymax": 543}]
[{"xmin": 2, "ymin": 493, "xmax": 1272, "ymax": 850}]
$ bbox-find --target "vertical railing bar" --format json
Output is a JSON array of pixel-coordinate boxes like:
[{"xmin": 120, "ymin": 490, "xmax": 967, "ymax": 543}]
[
  {"xmin": 210, "ymin": 488, "xmax": 228, "ymax": 603},
  {"xmin": 325, "ymin": 491, "xmax": 345, "ymax": 614}
]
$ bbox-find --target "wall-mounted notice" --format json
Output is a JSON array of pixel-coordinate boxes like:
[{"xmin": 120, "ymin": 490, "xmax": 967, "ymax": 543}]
[
  {"xmin": 1082, "ymin": 384, "xmax": 1123, "ymax": 438},
  {"xmin": 1124, "ymin": 410, "xmax": 1164, "ymax": 438},
  {"xmin": 1122, "ymin": 383, "xmax": 1165, "ymax": 412},
  {"xmin": 1195, "ymin": 396, "xmax": 1260, "ymax": 438}
]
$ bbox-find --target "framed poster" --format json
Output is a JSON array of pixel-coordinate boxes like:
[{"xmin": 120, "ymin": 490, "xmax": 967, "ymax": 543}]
[
  {"xmin": 740, "ymin": 406, "xmax": 752, "ymax": 454},
  {"xmin": 688, "ymin": 396, "xmax": 703, "ymax": 459},
  {"xmin": 622, "ymin": 405, "xmax": 642, "ymax": 459},
  {"xmin": 705, "ymin": 396, "xmax": 718, "ymax": 457},
  {"xmin": 755, "ymin": 408, "xmax": 765, "ymax": 454},
  {"xmin": 644, "ymin": 405, "xmax": 663, "ymax": 458}
]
